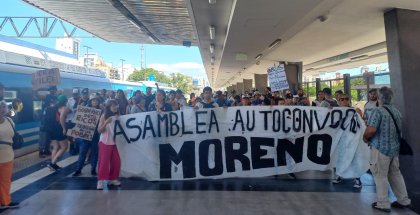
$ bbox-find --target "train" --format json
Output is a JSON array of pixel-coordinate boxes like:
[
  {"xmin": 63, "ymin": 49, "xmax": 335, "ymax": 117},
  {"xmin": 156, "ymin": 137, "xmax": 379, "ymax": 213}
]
[{"xmin": 0, "ymin": 49, "xmax": 175, "ymax": 157}]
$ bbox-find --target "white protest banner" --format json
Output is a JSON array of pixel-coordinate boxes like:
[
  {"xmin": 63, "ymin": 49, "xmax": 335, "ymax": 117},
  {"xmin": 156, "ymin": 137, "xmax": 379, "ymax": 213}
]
[
  {"xmin": 113, "ymin": 106, "xmax": 369, "ymax": 181},
  {"xmin": 32, "ymin": 68, "xmax": 61, "ymax": 89},
  {"xmin": 67, "ymin": 106, "xmax": 102, "ymax": 141},
  {"xmin": 267, "ymin": 64, "xmax": 289, "ymax": 91}
]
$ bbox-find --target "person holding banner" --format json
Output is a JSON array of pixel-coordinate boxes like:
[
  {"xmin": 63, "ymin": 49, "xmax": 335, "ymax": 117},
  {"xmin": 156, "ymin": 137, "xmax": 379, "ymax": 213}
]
[
  {"xmin": 72, "ymin": 95, "xmax": 102, "ymax": 177},
  {"xmin": 97, "ymin": 99, "xmax": 121, "ymax": 190},
  {"xmin": 334, "ymin": 93, "xmax": 363, "ymax": 188},
  {"xmin": 148, "ymin": 90, "xmax": 172, "ymax": 112},
  {"xmin": 45, "ymin": 95, "xmax": 69, "ymax": 171},
  {"xmin": 195, "ymin": 87, "xmax": 219, "ymax": 109}
]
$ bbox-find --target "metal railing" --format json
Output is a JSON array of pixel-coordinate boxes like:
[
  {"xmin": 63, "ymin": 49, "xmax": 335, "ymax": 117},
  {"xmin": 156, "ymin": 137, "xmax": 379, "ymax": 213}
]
[{"xmin": 303, "ymin": 72, "xmax": 390, "ymax": 104}]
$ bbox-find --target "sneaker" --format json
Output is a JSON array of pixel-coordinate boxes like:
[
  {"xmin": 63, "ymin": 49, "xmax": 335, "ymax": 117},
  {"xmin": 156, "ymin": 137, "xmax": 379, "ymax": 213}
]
[
  {"xmin": 72, "ymin": 171, "xmax": 82, "ymax": 177},
  {"xmin": 371, "ymin": 202, "xmax": 391, "ymax": 213},
  {"xmin": 109, "ymin": 180, "xmax": 121, "ymax": 186},
  {"xmin": 391, "ymin": 201, "xmax": 411, "ymax": 209},
  {"xmin": 53, "ymin": 163, "xmax": 62, "ymax": 169},
  {"xmin": 47, "ymin": 163, "xmax": 58, "ymax": 171},
  {"xmin": 332, "ymin": 176, "xmax": 342, "ymax": 184},
  {"xmin": 288, "ymin": 173, "xmax": 297, "ymax": 180},
  {"xmin": 353, "ymin": 178, "xmax": 361, "ymax": 188},
  {"xmin": 97, "ymin": 180, "xmax": 103, "ymax": 190},
  {"xmin": 0, "ymin": 202, "xmax": 20, "ymax": 209}
]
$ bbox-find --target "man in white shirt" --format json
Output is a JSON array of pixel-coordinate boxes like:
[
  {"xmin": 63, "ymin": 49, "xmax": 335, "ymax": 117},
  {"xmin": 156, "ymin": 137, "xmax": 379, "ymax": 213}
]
[
  {"xmin": 363, "ymin": 88, "xmax": 379, "ymax": 122},
  {"xmin": 195, "ymin": 87, "xmax": 219, "ymax": 109}
]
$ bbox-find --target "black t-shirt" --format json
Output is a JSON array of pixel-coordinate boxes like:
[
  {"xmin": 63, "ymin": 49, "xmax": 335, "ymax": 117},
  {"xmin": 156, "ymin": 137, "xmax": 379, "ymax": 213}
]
[
  {"xmin": 42, "ymin": 94, "xmax": 57, "ymax": 113},
  {"xmin": 145, "ymin": 94, "xmax": 155, "ymax": 111}
]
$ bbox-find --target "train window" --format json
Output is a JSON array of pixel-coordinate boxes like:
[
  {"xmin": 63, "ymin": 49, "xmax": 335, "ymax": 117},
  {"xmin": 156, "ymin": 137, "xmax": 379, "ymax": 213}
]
[
  {"xmin": 3, "ymin": 90, "xmax": 17, "ymax": 100},
  {"xmin": 33, "ymin": 100, "xmax": 43, "ymax": 121}
]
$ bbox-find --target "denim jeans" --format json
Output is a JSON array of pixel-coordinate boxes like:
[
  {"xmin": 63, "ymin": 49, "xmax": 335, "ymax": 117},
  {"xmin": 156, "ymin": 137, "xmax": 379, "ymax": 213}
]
[
  {"xmin": 370, "ymin": 147, "xmax": 411, "ymax": 208},
  {"xmin": 75, "ymin": 138, "xmax": 99, "ymax": 172},
  {"xmin": 38, "ymin": 131, "xmax": 51, "ymax": 153}
]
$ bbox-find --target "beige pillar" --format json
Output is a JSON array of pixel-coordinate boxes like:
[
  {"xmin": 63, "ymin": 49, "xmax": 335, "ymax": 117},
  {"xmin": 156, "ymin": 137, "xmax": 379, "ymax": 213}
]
[
  {"xmin": 254, "ymin": 74, "xmax": 267, "ymax": 93},
  {"xmin": 236, "ymin": 82, "xmax": 244, "ymax": 94},
  {"xmin": 243, "ymin": 79, "xmax": 253, "ymax": 93}
]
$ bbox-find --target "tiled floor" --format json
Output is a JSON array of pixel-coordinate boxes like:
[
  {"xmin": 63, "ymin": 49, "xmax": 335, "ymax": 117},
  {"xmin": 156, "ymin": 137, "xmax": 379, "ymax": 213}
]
[{"xmin": 1, "ymin": 154, "xmax": 416, "ymax": 215}]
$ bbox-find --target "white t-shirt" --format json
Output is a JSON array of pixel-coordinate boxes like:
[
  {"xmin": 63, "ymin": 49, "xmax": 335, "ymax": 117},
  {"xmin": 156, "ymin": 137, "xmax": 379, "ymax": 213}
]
[
  {"xmin": 66, "ymin": 97, "xmax": 79, "ymax": 122},
  {"xmin": 0, "ymin": 117, "xmax": 14, "ymax": 163},
  {"xmin": 363, "ymin": 100, "xmax": 379, "ymax": 121}
]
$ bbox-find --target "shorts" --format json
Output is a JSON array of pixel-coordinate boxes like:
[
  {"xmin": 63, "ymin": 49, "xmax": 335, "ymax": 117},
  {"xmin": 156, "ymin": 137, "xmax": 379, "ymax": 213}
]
[{"xmin": 50, "ymin": 126, "xmax": 67, "ymax": 141}]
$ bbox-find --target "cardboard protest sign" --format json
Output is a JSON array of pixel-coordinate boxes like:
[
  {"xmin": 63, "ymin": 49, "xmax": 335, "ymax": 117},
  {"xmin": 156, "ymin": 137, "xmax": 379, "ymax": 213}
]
[
  {"xmin": 67, "ymin": 106, "xmax": 102, "ymax": 141},
  {"xmin": 32, "ymin": 68, "xmax": 60, "ymax": 89},
  {"xmin": 267, "ymin": 64, "xmax": 289, "ymax": 91},
  {"xmin": 113, "ymin": 106, "xmax": 369, "ymax": 181}
]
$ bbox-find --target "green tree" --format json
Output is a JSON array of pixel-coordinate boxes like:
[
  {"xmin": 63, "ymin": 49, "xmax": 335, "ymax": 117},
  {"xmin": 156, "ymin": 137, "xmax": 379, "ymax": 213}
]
[
  {"xmin": 169, "ymin": 73, "xmax": 192, "ymax": 93},
  {"xmin": 128, "ymin": 68, "xmax": 171, "ymax": 84}
]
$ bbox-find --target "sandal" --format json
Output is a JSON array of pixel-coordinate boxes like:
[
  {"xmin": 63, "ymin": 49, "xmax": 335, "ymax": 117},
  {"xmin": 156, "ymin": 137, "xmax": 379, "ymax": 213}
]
[{"xmin": 371, "ymin": 202, "xmax": 391, "ymax": 213}]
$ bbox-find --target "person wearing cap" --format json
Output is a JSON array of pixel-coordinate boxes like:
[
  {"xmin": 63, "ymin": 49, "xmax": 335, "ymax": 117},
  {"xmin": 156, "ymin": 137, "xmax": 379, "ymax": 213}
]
[
  {"xmin": 78, "ymin": 88, "xmax": 90, "ymax": 106},
  {"xmin": 195, "ymin": 87, "xmax": 219, "ymax": 109},
  {"xmin": 72, "ymin": 94, "xmax": 102, "ymax": 177},
  {"xmin": 65, "ymin": 88, "xmax": 81, "ymax": 155},
  {"xmin": 37, "ymin": 85, "xmax": 58, "ymax": 158},
  {"xmin": 44, "ymin": 95, "xmax": 69, "ymax": 171},
  {"xmin": 66, "ymin": 88, "xmax": 80, "ymax": 125}
]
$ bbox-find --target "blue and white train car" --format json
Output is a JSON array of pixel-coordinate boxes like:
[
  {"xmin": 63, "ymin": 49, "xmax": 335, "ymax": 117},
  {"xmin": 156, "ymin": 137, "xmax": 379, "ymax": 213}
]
[{"xmin": 0, "ymin": 49, "xmax": 174, "ymax": 156}]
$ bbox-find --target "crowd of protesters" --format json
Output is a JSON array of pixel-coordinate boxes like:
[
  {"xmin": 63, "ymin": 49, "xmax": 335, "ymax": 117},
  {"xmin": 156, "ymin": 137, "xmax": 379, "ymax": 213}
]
[{"xmin": 0, "ymin": 81, "xmax": 412, "ymax": 211}]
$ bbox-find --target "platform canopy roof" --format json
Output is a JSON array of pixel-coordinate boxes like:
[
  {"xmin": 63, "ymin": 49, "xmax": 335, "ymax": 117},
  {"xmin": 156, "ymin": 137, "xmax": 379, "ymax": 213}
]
[{"xmin": 22, "ymin": 0, "xmax": 420, "ymax": 87}]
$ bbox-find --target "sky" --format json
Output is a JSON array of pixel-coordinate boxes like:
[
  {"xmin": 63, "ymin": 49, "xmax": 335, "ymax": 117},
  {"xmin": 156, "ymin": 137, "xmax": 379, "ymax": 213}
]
[{"xmin": 0, "ymin": 0, "xmax": 208, "ymax": 81}]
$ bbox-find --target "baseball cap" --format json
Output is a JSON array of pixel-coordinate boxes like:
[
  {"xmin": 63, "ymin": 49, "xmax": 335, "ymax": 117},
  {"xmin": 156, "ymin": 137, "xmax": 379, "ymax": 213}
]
[
  {"xmin": 48, "ymin": 86, "xmax": 57, "ymax": 91},
  {"xmin": 57, "ymin": 95, "xmax": 68, "ymax": 102},
  {"xmin": 81, "ymin": 88, "xmax": 89, "ymax": 95},
  {"xmin": 72, "ymin": 88, "xmax": 79, "ymax": 94}
]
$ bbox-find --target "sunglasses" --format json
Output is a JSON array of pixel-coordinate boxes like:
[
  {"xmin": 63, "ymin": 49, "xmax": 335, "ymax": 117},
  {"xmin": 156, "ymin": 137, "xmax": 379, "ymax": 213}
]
[{"xmin": 339, "ymin": 98, "xmax": 350, "ymax": 101}]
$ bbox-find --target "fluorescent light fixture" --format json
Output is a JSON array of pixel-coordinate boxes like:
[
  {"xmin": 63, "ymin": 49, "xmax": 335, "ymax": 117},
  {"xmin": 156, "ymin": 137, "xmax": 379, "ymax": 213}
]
[
  {"xmin": 350, "ymin": 55, "xmax": 369, "ymax": 61},
  {"xmin": 255, "ymin": 54, "xmax": 263, "ymax": 60},
  {"xmin": 209, "ymin": 26, "xmax": 215, "ymax": 40},
  {"xmin": 235, "ymin": 53, "xmax": 248, "ymax": 61},
  {"xmin": 210, "ymin": 44, "xmax": 215, "ymax": 54},
  {"xmin": 268, "ymin": 39, "xmax": 281, "ymax": 49},
  {"xmin": 209, "ymin": 0, "xmax": 216, "ymax": 4},
  {"xmin": 211, "ymin": 57, "xmax": 215, "ymax": 64}
]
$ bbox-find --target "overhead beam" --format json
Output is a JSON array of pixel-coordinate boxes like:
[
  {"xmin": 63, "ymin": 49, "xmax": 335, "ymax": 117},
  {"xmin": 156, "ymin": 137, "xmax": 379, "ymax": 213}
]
[{"xmin": 106, "ymin": 0, "xmax": 160, "ymax": 43}]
